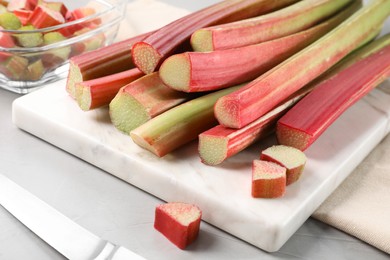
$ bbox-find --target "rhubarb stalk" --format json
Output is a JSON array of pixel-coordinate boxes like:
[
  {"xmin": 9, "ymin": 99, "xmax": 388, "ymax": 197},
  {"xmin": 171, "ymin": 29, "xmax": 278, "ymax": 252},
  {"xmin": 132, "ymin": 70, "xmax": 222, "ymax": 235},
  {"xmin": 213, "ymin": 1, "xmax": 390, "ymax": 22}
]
[
  {"xmin": 109, "ymin": 72, "xmax": 191, "ymax": 133},
  {"xmin": 160, "ymin": 1, "xmax": 360, "ymax": 93},
  {"xmin": 130, "ymin": 84, "xmax": 244, "ymax": 157},
  {"xmin": 75, "ymin": 68, "xmax": 144, "ymax": 111},
  {"xmin": 66, "ymin": 31, "xmax": 153, "ymax": 98},
  {"xmin": 276, "ymin": 34, "xmax": 390, "ymax": 151},
  {"xmin": 214, "ymin": 0, "xmax": 390, "ymax": 129},
  {"xmin": 191, "ymin": 0, "xmax": 355, "ymax": 52},
  {"xmin": 131, "ymin": 0, "xmax": 300, "ymax": 74}
]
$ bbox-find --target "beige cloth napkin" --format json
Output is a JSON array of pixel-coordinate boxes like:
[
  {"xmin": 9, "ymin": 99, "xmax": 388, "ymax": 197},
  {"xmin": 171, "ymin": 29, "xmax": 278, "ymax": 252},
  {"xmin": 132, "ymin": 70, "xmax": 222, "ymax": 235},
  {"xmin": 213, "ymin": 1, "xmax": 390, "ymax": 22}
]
[{"xmin": 119, "ymin": 0, "xmax": 390, "ymax": 254}]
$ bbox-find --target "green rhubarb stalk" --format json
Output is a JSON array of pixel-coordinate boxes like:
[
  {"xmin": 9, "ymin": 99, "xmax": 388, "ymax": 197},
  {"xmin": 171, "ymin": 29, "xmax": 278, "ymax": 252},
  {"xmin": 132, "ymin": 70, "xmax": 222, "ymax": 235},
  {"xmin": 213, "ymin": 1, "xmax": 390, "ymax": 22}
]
[
  {"xmin": 214, "ymin": 0, "xmax": 390, "ymax": 129},
  {"xmin": 198, "ymin": 85, "xmax": 314, "ymax": 166},
  {"xmin": 131, "ymin": 0, "xmax": 300, "ymax": 74},
  {"xmin": 66, "ymin": 31, "xmax": 153, "ymax": 98},
  {"xmin": 130, "ymin": 84, "xmax": 244, "ymax": 157},
  {"xmin": 160, "ymin": 1, "xmax": 360, "ymax": 92},
  {"xmin": 75, "ymin": 68, "xmax": 144, "ymax": 111},
  {"xmin": 191, "ymin": 0, "xmax": 355, "ymax": 51},
  {"xmin": 276, "ymin": 33, "xmax": 390, "ymax": 151},
  {"xmin": 109, "ymin": 72, "xmax": 191, "ymax": 133}
]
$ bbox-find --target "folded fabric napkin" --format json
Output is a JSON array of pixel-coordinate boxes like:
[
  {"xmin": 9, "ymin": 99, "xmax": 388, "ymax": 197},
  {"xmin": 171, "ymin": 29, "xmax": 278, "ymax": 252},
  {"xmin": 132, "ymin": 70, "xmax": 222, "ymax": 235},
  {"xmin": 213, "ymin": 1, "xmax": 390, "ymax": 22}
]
[{"xmin": 120, "ymin": 0, "xmax": 390, "ymax": 254}]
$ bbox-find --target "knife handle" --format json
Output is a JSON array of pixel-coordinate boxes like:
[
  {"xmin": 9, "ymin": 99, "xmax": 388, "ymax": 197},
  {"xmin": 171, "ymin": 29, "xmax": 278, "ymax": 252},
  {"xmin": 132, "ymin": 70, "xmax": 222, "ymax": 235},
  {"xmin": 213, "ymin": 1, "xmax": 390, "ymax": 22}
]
[{"xmin": 94, "ymin": 241, "xmax": 146, "ymax": 260}]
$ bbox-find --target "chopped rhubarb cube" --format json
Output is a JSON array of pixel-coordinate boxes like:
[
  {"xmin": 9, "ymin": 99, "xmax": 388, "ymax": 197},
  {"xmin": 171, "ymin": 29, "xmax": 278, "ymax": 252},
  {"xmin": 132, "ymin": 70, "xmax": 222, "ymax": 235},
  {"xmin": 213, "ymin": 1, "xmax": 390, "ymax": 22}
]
[
  {"xmin": 0, "ymin": 26, "xmax": 15, "ymax": 48},
  {"xmin": 28, "ymin": 4, "xmax": 65, "ymax": 29},
  {"xmin": 154, "ymin": 202, "xmax": 202, "ymax": 249},
  {"xmin": 0, "ymin": 12, "xmax": 21, "ymax": 30},
  {"xmin": 45, "ymin": 1, "xmax": 68, "ymax": 17},
  {"xmin": 252, "ymin": 160, "xmax": 286, "ymax": 198},
  {"xmin": 260, "ymin": 145, "xmax": 307, "ymax": 185},
  {"xmin": 7, "ymin": 0, "xmax": 37, "ymax": 11},
  {"xmin": 13, "ymin": 9, "xmax": 32, "ymax": 25},
  {"xmin": 71, "ymin": 7, "xmax": 100, "ymax": 28}
]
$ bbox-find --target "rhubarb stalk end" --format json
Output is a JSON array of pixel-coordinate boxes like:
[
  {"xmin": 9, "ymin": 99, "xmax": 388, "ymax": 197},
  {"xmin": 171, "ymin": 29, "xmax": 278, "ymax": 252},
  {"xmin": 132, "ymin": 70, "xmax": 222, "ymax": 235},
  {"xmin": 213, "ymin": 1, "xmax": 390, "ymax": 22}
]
[{"xmin": 132, "ymin": 42, "xmax": 162, "ymax": 74}]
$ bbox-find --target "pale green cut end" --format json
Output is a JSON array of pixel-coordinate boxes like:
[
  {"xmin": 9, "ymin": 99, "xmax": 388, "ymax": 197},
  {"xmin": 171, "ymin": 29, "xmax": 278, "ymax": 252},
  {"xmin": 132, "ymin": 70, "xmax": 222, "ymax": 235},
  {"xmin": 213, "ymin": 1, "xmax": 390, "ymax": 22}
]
[
  {"xmin": 262, "ymin": 145, "xmax": 307, "ymax": 169},
  {"xmin": 75, "ymin": 84, "xmax": 92, "ymax": 111},
  {"xmin": 198, "ymin": 135, "xmax": 228, "ymax": 166},
  {"xmin": 109, "ymin": 91, "xmax": 151, "ymax": 134},
  {"xmin": 159, "ymin": 53, "xmax": 191, "ymax": 92},
  {"xmin": 130, "ymin": 130, "xmax": 160, "ymax": 156},
  {"xmin": 67, "ymin": 63, "xmax": 83, "ymax": 98},
  {"xmin": 190, "ymin": 29, "xmax": 214, "ymax": 52}
]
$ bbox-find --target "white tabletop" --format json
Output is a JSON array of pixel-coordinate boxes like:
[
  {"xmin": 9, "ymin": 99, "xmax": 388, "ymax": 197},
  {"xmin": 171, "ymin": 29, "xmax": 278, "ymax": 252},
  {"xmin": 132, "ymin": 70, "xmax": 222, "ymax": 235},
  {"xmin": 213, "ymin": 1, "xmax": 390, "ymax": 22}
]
[{"xmin": 0, "ymin": 1, "xmax": 389, "ymax": 259}]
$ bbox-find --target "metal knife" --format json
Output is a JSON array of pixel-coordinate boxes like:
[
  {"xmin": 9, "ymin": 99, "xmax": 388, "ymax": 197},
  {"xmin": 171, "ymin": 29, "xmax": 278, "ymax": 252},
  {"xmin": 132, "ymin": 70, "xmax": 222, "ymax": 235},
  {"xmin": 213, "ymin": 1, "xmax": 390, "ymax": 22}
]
[{"xmin": 0, "ymin": 174, "xmax": 146, "ymax": 260}]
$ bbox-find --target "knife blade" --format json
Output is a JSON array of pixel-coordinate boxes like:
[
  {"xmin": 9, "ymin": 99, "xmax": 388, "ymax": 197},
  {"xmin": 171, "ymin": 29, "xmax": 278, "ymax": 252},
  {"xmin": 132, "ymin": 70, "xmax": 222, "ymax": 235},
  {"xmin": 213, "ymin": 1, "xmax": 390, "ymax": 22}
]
[{"xmin": 0, "ymin": 174, "xmax": 146, "ymax": 260}]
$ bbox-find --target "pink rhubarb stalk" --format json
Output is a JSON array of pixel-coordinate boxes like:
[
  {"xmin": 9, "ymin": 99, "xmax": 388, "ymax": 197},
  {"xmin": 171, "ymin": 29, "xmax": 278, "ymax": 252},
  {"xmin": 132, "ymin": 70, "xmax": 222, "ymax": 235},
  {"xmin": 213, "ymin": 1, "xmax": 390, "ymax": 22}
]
[
  {"xmin": 75, "ymin": 68, "xmax": 144, "ymax": 111},
  {"xmin": 214, "ymin": 0, "xmax": 390, "ymax": 129},
  {"xmin": 276, "ymin": 34, "xmax": 390, "ymax": 151},
  {"xmin": 131, "ymin": 0, "xmax": 300, "ymax": 74},
  {"xmin": 160, "ymin": 1, "xmax": 360, "ymax": 93},
  {"xmin": 66, "ymin": 31, "xmax": 153, "ymax": 98},
  {"xmin": 109, "ymin": 72, "xmax": 191, "ymax": 133},
  {"xmin": 191, "ymin": 0, "xmax": 354, "ymax": 52}
]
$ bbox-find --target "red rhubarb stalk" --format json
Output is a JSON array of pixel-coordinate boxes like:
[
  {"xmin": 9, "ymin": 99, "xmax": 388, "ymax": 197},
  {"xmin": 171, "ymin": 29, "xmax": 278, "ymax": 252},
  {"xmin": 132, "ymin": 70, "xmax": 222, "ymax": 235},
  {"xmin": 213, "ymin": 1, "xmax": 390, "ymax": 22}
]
[
  {"xmin": 214, "ymin": 0, "xmax": 390, "ymax": 129},
  {"xmin": 130, "ymin": 84, "xmax": 244, "ymax": 157},
  {"xmin": 276, "ymin": 34, "xmax": 390, "ymax": 151},
  {"xmin": 191, "ymin": 0, "xmax": 355, "ymax": 52},
  {"xmin": 28, "ymin": 4, "xmax": 65, "ymax": 29},
  {"xmin": 160, "ymin": 1, "xmax": 360, "ymax": 93},
  {"xmin": 109, "ymin": 72, "xmax": 191, "ymax": 133},
  {"xmin": 131, "ymin": 0, "xmax": 300, "ymax": 74},
  {"xmin": 75, "ymin": 68, "xmax": 144, "ymax": 111},
  {"xmin": 198, "ymin": 85, "xmax": 313, "ymax": 166},
  {"xmin": 66, "ymin": 31, "xmax": 153, "ymax": 98},
  {"xmin": 154, "ymin": 202, "xmax": 202, "ymax": 250},
  {"xmin": 252, "ymin": 160, "xmax": 286, "ymax": 198}
]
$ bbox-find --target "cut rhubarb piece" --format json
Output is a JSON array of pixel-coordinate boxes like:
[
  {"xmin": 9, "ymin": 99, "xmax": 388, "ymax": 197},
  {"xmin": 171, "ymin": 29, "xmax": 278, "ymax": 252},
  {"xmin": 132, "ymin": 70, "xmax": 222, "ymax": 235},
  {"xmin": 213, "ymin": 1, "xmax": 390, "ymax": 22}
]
[
  {"xmin": 214, "ymin": 0, "xmax": 390, "ymax": 129},
  {"xmin": 45, "ymin": 1, "xmax": 68, "ymax": 17},
  {"xmin": 14, "ymin": 25, "xmax": 43, "ymax": 47},
  {"xmin": 66, "ymin": 31, "xmax": 153, "ymax": 98},
  {"xmin": 0, "ymin": 26, "xmax": 15, "ymax": 47},
  {"xmin": 191, "ymin": 0, "xmax": 354, "ymax": 51},
  {"xmin": 7, "ymin": 0, "xmax": 37, "ymax": 11},
  {"xmin": 276, "ymin": 34, "xmax": 390, "ymax": 151},
  {"xmin": 130, "ymin": 84, "xmax": 244, "ymax": 157},
  {"xmin": 109, "ymin": 72, "xmax": 190, "ymax": 133},
  {"xmin": 28, "ymin": 4, "xmax": 65, "ymax": 29},
  {"xmin": 0, "ymin": 12, "xmax": 21, "ymax": 30},
  {"xmin": 154, "ymin": 202, "xmax": 202, "ymax": 250},
  {"xmin": 41, "ymin": 31, "xmax": 70, "ymax": 68},
  {"xmin": 260, "ymin": 145, "xmax": 306, "ymax": 185},
  {"xmin": 198, "ymin": 85, "xmax": 313, "ymax": 166},
  {"xmin": 160, "ymin": 1, "xmax": 360, "ymax": 92},
  {"xmin": 22, "ymin": 58, "xmax": 44, "ymax": 81},
  {"xmin": 132, "ymin": 0, "xmax": 300, "ymax": 74},
  {"xmin": 13, "ymin": 9, "xmax": 32, "ymax": 25},
  {"xmin": 71, "ymin": 7, "xmax": 100, "ymax": 28},
  {"xmin": 252, "ymin": 160, "xmax": 286, "ymax": 198},
  {"xmin": 75, "ymin": 68, "xmax": 144, "ymax": 111},
  {"xmin": 0, "ymin": 54, "xmax": 28, "ymax": 80}
]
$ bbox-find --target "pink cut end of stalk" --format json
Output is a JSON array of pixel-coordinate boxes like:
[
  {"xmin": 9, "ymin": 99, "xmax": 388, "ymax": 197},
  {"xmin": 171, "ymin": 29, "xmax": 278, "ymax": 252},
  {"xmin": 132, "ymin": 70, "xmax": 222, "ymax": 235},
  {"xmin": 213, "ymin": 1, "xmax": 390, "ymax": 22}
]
[
  {"xmin": 132, "ymin": 42, "xmax": 163, "ymax": 74},
  {"xmin": 214, "ymin": 96, "xmax": 241, "ymax": 128},
  {"xmin": 159, "ymin": 53, "xmax": 191, "ymax": 92},
  {"xmin": 260, "ymin": 145, "xmax": 306, "ymax": 185},
  {"xmin": 252, "ymin": 160, "xmax": 286, "ymax": 198},
  {"xmin": 276, "ymin": 123, "xmax": 311, "ymax": 151}
]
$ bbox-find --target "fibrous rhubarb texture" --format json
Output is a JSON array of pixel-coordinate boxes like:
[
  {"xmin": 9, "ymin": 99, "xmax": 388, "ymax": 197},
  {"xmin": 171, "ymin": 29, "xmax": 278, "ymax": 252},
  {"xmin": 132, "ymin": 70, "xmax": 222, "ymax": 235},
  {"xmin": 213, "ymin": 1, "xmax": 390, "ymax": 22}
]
[
  {"xmin": 131, "ymin": 0, "xmax": 300, "ymax": 74},
  {"xmin": 160, "ymin": 1, "xmax": 360, "ymax": 93},
  {"xmin": 252, "ymin": 160, "xmax": 286, "ymax": 198},
  {"xmin": 276, "ymin": 34, "xmax": 390, "ymax": 151},
  {"xmin": 28, "ymin": 4, "xmax": 65, "ymax": 29},
  {"xmin": 109, "ymin": 72, "xmax": 190, "ymax": 133},
  {"xmin": 130, "ymin": 84, "xmax": 244, "ymax": 157},
  {"xmin": 198, "ymin": 86, "xmax": 313, "ymax": 166},
  {"xmin": 75, "ymin": 68, "xmax": 143, "ymax": 111},
  {"xmin": 260, "ymin": 145, "xmax": 306, "ymax": 185},
  {"xmin": 154, "ymin": 202, "xmax": 202, "ymax": 250},
  {"xmin": 191, "ymin": 0, "xmax": 354, "ymax": 52},
  {"xmin": 214, "ymin": 0, "xmax": 390, "ymax": 129},
  {"xmin": 66, "ymin": 31, "xmax": 152, "ymax": 98}
]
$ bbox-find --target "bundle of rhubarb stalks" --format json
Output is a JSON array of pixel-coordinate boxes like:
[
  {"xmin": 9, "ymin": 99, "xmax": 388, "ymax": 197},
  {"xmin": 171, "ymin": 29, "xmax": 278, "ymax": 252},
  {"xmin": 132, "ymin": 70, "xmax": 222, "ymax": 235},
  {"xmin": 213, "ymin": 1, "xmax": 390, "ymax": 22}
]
[{"xmin": 66, "ymin": 0, "xmax": 390, "ymax": 198}]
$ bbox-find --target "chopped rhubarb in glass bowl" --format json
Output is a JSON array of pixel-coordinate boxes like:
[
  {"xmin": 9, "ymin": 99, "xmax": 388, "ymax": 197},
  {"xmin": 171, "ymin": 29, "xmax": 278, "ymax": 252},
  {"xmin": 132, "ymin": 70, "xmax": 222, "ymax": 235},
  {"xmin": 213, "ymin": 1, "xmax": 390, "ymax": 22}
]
[{"xmin": 0, "ymin": 0, "xmax": 126, "ymax": 94}]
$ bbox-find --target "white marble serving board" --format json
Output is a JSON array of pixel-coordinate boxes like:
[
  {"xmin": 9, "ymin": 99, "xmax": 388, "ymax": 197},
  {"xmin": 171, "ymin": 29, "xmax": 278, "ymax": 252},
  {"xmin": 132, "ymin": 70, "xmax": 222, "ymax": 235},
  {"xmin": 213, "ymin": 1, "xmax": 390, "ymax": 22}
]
[{"xmin": 11, "ymin": 77, "xmax": 390, "ymax": 252}]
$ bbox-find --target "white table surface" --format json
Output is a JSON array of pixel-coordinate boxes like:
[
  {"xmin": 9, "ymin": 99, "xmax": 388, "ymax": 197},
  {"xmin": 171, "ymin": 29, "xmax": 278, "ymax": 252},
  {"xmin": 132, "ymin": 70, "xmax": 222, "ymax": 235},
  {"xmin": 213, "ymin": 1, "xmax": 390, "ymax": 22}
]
[{"xmin": 1, "ymin": 1, "xmax": 390, "ymax": 259}]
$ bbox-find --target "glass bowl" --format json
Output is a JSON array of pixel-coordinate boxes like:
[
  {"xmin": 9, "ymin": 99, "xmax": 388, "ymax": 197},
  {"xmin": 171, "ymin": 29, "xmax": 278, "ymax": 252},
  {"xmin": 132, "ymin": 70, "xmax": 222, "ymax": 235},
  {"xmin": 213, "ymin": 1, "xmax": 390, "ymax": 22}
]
[{"xmin": 0, "ymin": 0, "xmax": 127, "ymax": 94}]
